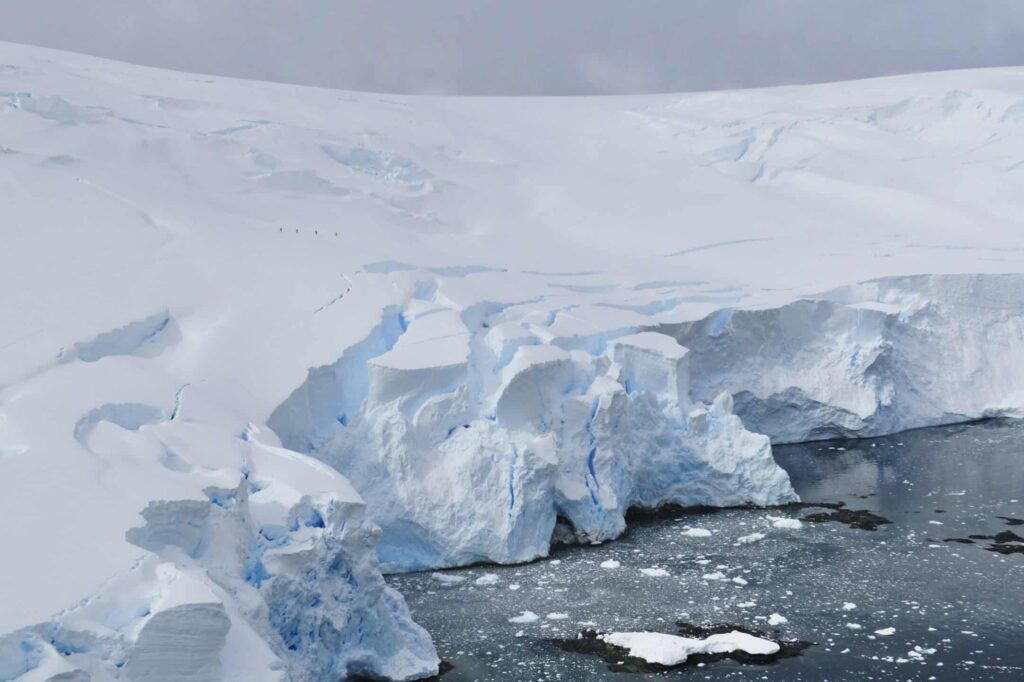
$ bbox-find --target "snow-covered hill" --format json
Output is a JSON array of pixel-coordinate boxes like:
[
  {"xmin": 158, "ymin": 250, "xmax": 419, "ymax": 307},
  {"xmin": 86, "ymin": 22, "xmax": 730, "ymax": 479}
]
[{"xmin": 2, "ymin": 41, "xmax": 1024, "ymax": 680}]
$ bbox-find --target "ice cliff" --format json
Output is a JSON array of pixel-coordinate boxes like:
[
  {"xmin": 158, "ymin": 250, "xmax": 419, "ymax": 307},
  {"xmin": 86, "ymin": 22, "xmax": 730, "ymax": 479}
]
[
  {"xmin": 267, "ymin": 271, "xmax": 1024, "ymax": 573},
  {"xmin": 665, "ymin": 274, "xmax": 1024, "ymax": 443},
  {"xmin": 269, "ymin": 311, "xmax": 795, "ymax": 571}
]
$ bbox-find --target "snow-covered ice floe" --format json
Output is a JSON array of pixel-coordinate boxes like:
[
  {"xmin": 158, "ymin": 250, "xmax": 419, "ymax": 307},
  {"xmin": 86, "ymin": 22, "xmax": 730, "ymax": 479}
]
[
  {"xmin": 3, "ymin": 39, "xmax": 1024, "ymax": 680},
  {"xmin": 600, "ymin": 630, "xmax": 779, "ymax": 666}
]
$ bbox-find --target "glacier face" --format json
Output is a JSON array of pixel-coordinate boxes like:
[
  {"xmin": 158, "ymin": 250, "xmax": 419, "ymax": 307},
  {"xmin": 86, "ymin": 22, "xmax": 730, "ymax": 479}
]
[
  {"xmin": 3, "ymin": 41, "xmax": 1024, "ymax": 682},
  {"xmin": 266, "ymin": 271, "xmax": 1024, "ymax": 574},
  {"xmin": 269, "ymin": 319, "xmax": 796, "ymax": 572},
  {"xmin": 666, "ymin": 274, "xmax": 1024, "ymax": 443}
]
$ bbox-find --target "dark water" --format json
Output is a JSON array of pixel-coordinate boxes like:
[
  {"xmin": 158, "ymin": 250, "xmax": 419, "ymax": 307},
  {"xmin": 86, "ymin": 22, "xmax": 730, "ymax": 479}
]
[{"xmin": 388, "ymin": 420, "xmax": 1024, "ymax": 681}]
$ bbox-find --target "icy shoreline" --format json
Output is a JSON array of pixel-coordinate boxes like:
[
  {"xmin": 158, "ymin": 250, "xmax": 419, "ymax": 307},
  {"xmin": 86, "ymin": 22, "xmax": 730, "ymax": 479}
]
[
  {"xmin": 389, "ymin": 418, "xmax": 1024, "ymax": 680},
  {"xmin": 269, "ymin": 272, "xmax": 1024, "ymax": 577},
  {"xmin": 5, "ymin": 278, "xmax": 1023, "ymax": 682},
  {"xmin": 9, "ymin": 272, "xmax": 1022, "ymax": 682}
]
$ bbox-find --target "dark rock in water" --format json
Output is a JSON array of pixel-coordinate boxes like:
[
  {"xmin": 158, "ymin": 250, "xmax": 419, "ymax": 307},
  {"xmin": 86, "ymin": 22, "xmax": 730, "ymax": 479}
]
[
  {"xmin": 962, "ymin": 530, "xmax": 1024, "ymax": 555},
  {"xmin": 997, "ymin": 516, "xmax": 1024, "ymax": 526},
  {"xmin": 553, "ymin": 625, "xmax": 811, "ymax": 673},
  {"xmin": 553, "ymin": 630, "xmax": 668, "ymax": 674},
  {"xmin": 626, "ymin": 500, "xmax": 893, "ymax": 533},
  {"xmin": 986, "ymin": 529, "xmax": 1024, "ymax": 553},
  {"xmin": 987, "ymin": 543, "xmax": 1024, "ymax": 555},
  {"xmin": 549, "ymin": 516, "xmax": 583, "ymax": 548},
  {"xmin": 800, "ymin": 507, "xmax": 893, "ymax": 531},
  {"xmin": 346, "ymin": 660, "xmax": 453, "ymax": 681},
  {"xmin": 944, "ymin": 538, "xmax": 976, "ymax": 544},
  {"xmin": 783, "ymin": 501, "xmax": 846, "ymax": 511},
  {"xmin": 968, "ymin": 530, "xmax": 1024, "ymax": 543},
  {"xmin": 625, "ymin": 502, "xmax": 757, "ymax": 523},
  {"xmin": 994, "ymin": 530, "xmax": 1024, "ymax": 544}
]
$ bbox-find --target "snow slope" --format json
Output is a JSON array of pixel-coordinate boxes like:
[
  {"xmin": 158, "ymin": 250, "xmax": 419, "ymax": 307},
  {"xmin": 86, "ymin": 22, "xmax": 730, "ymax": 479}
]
[{"xmin": 2, "ymin": 41, "xmax": 1024, "ymax": 680}]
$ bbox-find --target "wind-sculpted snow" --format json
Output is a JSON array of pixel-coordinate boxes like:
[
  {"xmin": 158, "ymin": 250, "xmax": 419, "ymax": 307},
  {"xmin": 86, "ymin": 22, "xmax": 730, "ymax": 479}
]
[
  {"xmin": 665, "ymin": 274, "xmax": 1024, "ymax": 443},
  {"xmin": 4, "ymin": 42, "xmax": 1024, "ymax": 681}
]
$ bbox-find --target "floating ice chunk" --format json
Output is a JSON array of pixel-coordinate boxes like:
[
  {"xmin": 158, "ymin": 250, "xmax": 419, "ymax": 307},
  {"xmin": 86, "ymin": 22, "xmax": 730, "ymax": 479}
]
[
  {"xmin": 732, "ymin": 576, "xmax": 749, "ymax": 586},
  {"xmin": 842, "ymin": 602, "xmax": 857, "ymax": 611},
  {"xmin": 431, "ymin": 572, "xmax": 466, "ymax": 585},
  {"xmin": 508, "ymin": 611, "xmax": 540, "ymax": 624},
  {"xmin": 681, "ymin": 527, "xmax": 712, "ymax": 537},
  {"xmin": 767, "ymin": 613, "xmax": 788, "ymax": 626},
  {"xmin": 701, "ymin": 571, "xmax": 725, "ymax": 581},
  {"xmin": 737, "ymin": 532, "xmax": 765, "ymax": 544},
  {"xmin": 874, "ymin": 627, "xmax": 896, "ymax": 636},
  {"xmin": 908, "ymin": 645, "xmax": 937, "ymax": 660},
  {"xmin": 600, "ymin": 559, "xmax": 621, "ymax": 569},
  {"xmin": 600, "ymin": 630, "xmax": 779, "ymax": 666},
  {"xmin": 546, "ymin": 612, "xmax": 569, "ymax": 620},
  {"xmin": 474, "ymin": 573, "xmax": 500, "ymax": 586},
  {"xmin": 846, "ymin": 623, "xmax": 863, "ymax": 630},
  {"xmin": 738, "ymin": 601, "xmax": 756, "ymax": 608},
  {"xmin": 767, "ymin": 516, "xmax": 803, "ymax": 529},
  {"xmin": 640, "ymin": 567, "xmax": 670, "ymax": 577}
]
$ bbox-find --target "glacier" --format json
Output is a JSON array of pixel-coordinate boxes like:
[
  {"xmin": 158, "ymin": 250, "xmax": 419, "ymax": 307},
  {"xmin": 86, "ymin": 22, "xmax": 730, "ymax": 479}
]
[
  {"xmin": 269, "ymin": 322, "xmax": 795, "ymax": 571},
  {"xmin": 666, "ymin": 274, "xmax": 1024, "ymax": 443},
  {"xmin": 2, "ymin": 41, "xmax": 1024, "ymax": 680}
]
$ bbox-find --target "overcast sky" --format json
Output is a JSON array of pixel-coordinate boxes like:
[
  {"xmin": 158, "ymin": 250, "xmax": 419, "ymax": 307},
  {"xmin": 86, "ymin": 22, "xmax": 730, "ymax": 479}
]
[{"xmin": 1, "ymin": 0, "xmax": 1023, "ymax": 95}]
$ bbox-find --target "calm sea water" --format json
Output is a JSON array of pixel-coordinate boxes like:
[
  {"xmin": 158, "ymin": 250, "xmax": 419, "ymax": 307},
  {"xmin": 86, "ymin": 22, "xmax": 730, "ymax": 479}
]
[{"xmin": 388, "ymin": 420, "xmax": 1024, "ymax": 681}]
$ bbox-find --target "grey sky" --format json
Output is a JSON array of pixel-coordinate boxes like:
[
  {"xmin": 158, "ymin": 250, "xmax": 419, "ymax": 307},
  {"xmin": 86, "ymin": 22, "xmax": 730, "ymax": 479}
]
[{"xmin": 1, "ymin": 0, "xmax": 1023, "ymax": 95}]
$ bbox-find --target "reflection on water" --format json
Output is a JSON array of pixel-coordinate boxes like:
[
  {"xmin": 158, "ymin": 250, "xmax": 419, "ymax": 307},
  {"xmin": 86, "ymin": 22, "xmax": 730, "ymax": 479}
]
[{"xmin": 388, "ymin": 420, "xmax": 1024, "ymax": 681}]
